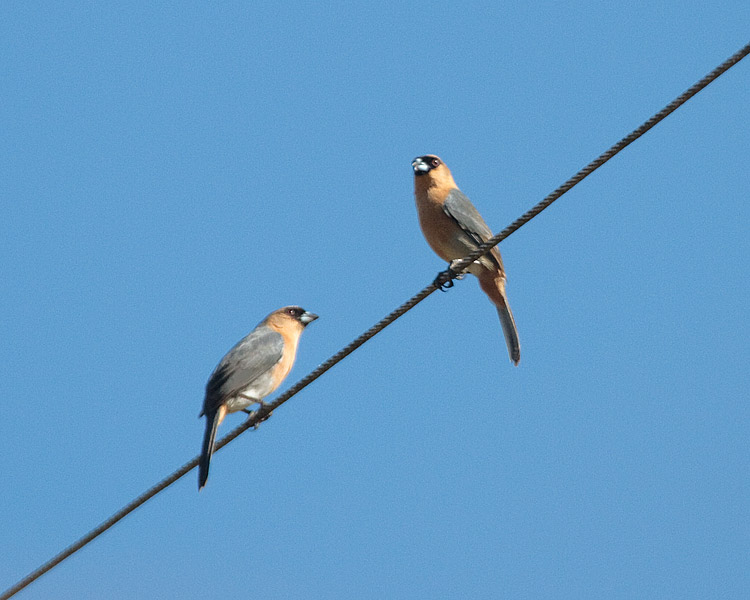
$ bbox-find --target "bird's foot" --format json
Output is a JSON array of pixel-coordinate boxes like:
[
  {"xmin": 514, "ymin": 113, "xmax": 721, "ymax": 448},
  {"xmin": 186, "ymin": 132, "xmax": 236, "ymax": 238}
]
[
  {"xmin": 433, "ymin": 268, "xmax": 457, "ymax": 291},
  {"xmin": 434, "ymin": 263, "xmax": 465, "ymax": 291},
  {"xmin": 243, "ymin": 404, "xmax": 273, "ymax": 429},
  {"xmin": 433, "ymin": 269, "xmax": 454, "ymax": 291}
]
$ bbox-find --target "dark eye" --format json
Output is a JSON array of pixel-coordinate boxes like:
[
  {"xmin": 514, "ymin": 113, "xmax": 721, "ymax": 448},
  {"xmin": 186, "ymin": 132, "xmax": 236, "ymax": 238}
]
[
  {"xmin": 287, "ymin": 308, "xmax": 298, "ymax": 316},
  {"xmin": 430, "ymin": 158, "xmax": 440, "ymax": 168}
]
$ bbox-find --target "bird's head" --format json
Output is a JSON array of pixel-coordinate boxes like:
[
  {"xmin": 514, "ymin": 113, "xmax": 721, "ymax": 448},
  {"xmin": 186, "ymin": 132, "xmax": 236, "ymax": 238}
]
[
  {"xmin": 277, "ymin": 306, "xmax": 318, "ymax": 327},
  {"xmin": 412, "ymin": 154, "xmax": 456, "ymax": 192},
  {"xmin": 264, "ymin": 306, "xmax": 319, "ymax": 335},
  {"xmin": 412, "ymin": 155, "xmax": 444, "ymax": 176}
]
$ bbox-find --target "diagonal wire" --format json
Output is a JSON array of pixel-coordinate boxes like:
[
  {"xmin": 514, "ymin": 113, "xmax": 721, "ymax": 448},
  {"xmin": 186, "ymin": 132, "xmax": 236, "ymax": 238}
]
[
  {"xmin": 2, "ymin": 40, "xmax": 748, "ymax": 600},
  {"xmin": 447, "ymin": 40, "xmax": 750, "ymax": 277}
]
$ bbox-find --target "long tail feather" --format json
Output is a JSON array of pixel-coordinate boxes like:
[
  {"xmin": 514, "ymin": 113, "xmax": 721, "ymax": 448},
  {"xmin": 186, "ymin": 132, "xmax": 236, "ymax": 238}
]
[
  {"xmin": 478, "ymin": 273, "xmax": 521, "ymax": 365},
  {"xmin": 198, "ymin": 407, "xmax": 224, "ymax": 490}
]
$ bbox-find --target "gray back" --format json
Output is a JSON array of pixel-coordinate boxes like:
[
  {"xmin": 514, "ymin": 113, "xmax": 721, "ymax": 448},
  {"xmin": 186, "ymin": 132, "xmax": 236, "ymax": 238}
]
[{"xmin": 203, "ymin": 326, "xmax": 284, "ymax": 413}]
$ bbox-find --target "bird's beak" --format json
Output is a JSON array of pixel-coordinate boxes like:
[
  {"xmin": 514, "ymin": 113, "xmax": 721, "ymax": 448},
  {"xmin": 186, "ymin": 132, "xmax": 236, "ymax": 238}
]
[
  {"xmin": 300, "ymin": 311, "xmax": 319, "ymax": 326},
  {"xmin": 412, "ymin": 157, "xmax": 430, "ymax": 175}
]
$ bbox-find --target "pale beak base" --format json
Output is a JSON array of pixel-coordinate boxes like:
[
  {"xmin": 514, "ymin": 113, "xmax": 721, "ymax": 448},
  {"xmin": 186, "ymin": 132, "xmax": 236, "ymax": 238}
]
[{"xmin": 412, "ymin": 157, "xmax": 431, "ymax": 175}]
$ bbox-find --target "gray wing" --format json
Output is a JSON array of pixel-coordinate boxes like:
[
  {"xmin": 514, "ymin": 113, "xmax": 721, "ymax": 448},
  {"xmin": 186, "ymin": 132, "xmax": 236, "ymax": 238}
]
[
  {"xmin": 202, "ymin": 326, "xmax": 284, "ymax": 415},
  {"xmin": 443, "ymin": 188, "xmax": 503, "ymax": 270}
]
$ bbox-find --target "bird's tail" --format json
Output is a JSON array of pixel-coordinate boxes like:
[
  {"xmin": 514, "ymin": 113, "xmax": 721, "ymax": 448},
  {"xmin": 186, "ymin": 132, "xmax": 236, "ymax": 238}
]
[
  {"xmin": 478, "ymin": 272, "xmax": 521, "ymax": 366},
  {"xmin": 198, "ymin": 406, "xmax": 225, "ymax": 490}
]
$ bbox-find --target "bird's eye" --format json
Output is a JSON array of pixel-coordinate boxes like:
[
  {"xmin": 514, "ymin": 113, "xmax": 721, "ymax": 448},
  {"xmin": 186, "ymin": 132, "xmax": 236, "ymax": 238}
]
[
  {"xmin": 431, "ymin": 158, "xmax": 440, "ymax": 167},
  {"xmin": 288, "ymin": 308, "xmax": 297, "ymax": 316}
]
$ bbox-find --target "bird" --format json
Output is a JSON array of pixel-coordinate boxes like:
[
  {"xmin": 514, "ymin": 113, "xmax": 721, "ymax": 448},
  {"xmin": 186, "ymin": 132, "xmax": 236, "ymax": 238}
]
[
  {"xmin": 198, "ymin": 306, "xmax": 318, "ymax": 489},
  {"xmin": 412, "ymin": 154, "xmax": 520, "ymax": 365}
]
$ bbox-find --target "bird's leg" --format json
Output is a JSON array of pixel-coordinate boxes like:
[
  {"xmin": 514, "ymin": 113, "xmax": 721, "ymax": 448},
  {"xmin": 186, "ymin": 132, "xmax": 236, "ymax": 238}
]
[
  {"xmin": 433, "ymin": 261, "xmax": 466, "ymax": 291},
  {"xmin": 241, "ymin": 398, "xmax": 273, "ymax": 429},
  {"xmin": 433, "ymin": 271, "xmax": 453, "ymax": 291},
  {"xmin": 239, "ymin": 394, "xmax": 258, "ymax": 415},
  {"xmin": 239, "ymin": 396, "xmax": 261, "ymax": 427}
]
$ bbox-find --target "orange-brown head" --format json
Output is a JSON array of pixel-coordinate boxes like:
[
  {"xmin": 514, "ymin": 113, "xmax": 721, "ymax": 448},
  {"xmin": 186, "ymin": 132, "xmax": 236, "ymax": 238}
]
[
  {"xmin": 412, "ymin": 155, "xmax": 458, "ymax": 198},
  {"xmin": 264, "ymin": 306, "xmax": 318, "ymax": 339}
]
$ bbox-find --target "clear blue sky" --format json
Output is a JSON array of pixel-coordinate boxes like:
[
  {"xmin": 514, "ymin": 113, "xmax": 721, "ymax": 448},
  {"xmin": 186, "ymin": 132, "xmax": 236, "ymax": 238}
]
[{"xmin": 1, "ymin": 3, "xmax": 748, "ymax": 599}]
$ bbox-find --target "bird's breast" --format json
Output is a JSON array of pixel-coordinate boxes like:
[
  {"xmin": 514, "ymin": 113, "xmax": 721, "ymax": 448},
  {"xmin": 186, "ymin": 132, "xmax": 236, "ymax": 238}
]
[{"xmin": 416, "ymin": 194, "xmax": 473, "ymax": 262}]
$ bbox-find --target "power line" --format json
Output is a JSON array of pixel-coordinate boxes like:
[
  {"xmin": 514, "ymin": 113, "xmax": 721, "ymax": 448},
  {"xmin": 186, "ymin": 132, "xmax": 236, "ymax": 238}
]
[{"xmin": 3, "ymin": 40, "xmax": 748, "ymax": 600}]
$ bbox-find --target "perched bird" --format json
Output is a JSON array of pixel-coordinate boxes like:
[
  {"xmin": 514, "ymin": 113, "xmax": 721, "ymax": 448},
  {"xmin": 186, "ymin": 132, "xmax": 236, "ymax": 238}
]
[
  {"xmin": 412, "ymin": 154, "xmax": 520, "ymax": 365},
  {"xmin": 198, "ymin": 306, "xmax": 318, "ymax": 489}
]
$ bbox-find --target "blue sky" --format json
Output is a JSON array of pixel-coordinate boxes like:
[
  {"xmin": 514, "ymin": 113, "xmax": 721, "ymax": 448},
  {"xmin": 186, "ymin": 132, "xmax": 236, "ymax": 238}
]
[{"xmin": 1, "ymin": 3, "xmax": 748, "ymax": 599}]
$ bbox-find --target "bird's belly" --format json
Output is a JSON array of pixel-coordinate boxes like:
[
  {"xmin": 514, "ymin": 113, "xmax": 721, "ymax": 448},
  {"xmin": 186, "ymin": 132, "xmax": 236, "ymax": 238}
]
[
  {"xmin": 417, "ymin": 206, "xmax": 492, "ymax": 275},
  {"xmin": 223, "ymin": 371, "xmax": 277, "ymax": 413}
]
